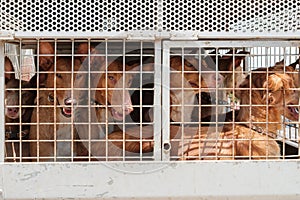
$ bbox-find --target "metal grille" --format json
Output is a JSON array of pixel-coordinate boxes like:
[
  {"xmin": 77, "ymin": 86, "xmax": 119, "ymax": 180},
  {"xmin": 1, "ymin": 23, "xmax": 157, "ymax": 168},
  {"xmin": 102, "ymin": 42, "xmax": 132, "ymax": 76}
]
[
  {"xmin": 1, "ymin": 1, "xmax": 299, "ymax": 33},
  {"xmin": 163, "ymin": 41, "xmax": 300, "ymax": 160},
  {"xmin": 3, "ymin": 39, "xmax": 300, "ymax": 162},
  {"xmin": 4, "ymin": 39, "xmax": 159, "ymax": 162}
]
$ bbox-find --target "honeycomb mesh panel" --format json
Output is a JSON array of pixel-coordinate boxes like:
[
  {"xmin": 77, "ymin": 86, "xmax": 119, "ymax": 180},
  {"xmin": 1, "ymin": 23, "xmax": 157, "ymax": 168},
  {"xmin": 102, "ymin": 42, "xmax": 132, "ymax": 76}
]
[
  {"xmin": 0, "ymin": 0, "xmax": 157, "ymax": 32},
  {"xmin": 162, "ymin": 0, "xmax": 300, "ymax": 32},
  {"xmin": 0, "ymin": 1, "xmax": 299, "ymax": 34}
]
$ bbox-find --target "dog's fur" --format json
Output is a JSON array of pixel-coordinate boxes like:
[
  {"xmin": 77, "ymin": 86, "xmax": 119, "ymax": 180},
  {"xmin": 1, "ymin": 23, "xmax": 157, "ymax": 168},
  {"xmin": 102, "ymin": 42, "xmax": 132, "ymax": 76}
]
[
  {"xmin": 30, "ymin": 42, "xmax": 83, "ymax": 161},
  {"xmin": 197, "ymin": 50, "xmax": 249, "ymax": 120},
  {"xmin": 5, "ymin": 57, "xmax": 36, "ymax": 162},
  {"xmin": 73, "ymin": 43, "xmax": 137, "ymax": 160},
  {"xmin": 104, "ymin": 61, "xmax": 299, "ymax": 160}
]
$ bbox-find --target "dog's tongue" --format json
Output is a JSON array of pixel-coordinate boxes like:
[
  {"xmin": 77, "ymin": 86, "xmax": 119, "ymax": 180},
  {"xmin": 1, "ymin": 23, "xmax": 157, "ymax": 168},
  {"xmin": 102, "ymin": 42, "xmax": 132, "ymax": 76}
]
[{"xmin": 63, "ymin": 107, "xmax": 72, "ymax": 117}]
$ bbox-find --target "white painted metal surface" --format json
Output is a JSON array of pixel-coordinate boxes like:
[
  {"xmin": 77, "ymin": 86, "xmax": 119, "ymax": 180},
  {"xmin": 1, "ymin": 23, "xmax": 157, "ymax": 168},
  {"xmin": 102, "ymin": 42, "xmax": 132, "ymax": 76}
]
[{"xmin": 2, "ymin": 161, "xmax": 300, "ymax": 199}]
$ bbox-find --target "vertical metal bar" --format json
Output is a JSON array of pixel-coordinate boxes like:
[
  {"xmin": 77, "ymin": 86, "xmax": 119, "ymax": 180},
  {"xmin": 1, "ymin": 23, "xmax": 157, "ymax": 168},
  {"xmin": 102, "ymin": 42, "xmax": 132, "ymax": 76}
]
[
  {"xmin": 53, "ymin": 39, "xmax": 57, "ymax": 161},
  {"xmin": 36, "ymin": 40, "xmax": 40, "ymax": 162},
  {"xmin": 139, "ymin": 41, "xmax": 143, "ymax": 160},
  {"xmin": 105, "ymin": 39, "xmax": 109, "ymax": 161},
  {"xmin": 153, "ymin": 40, "xmax": 162, "ymax": 161},
  {"xmin": 0, "ymin": 41, "xmax": 5, "ymax": 163},
  {"xmin": 87, "ymin": 39, "xmax": 91, "ymax": 162},
  {"xmin": 161, "ymin": 42, "xmax": 170, "ymax": 161},
  {"xmin": 71, "ymin": 39, "xmax": 75, "ymax": 161},
  {"xmin": 122, "ymin": 39, "xmax": 126, "ymax": 161},
  {"xmin": 18, "ymin": 39, "xmax": 23, "ymax": 161}
]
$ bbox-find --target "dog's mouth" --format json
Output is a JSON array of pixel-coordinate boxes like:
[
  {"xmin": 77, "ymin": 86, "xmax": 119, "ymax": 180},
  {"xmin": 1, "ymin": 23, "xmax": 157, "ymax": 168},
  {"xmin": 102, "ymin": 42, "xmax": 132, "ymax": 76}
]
[
  {"xmin": 110, "ymin": 107, "xmax": 134, "ymax": 121},
  {"xmin": 61, "ymin": 107, "xmax": 72, "ymax": 118},
  {"xmin": 287, "ymin": 105, "xmax": 299, "ymax": 120},
  {"xmin": 61, "ymin": 98, "xmax": 76, "ymax": 118},
  {"xmin": 110, "ymin": 108, "xmax": 124, "ymax": 121}
]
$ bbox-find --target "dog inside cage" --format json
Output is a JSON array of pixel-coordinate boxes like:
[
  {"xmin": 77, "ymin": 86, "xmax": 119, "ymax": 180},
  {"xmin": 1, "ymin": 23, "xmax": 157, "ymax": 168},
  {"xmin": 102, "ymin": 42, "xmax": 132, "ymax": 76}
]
[{"xmin": 3, "ymin": 40, "xmax": 300, "ymax": 162}]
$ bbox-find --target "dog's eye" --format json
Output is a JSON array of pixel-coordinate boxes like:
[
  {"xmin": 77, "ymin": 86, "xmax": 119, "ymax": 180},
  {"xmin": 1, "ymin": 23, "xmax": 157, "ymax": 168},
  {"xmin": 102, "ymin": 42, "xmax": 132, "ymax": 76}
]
[
  {"xmin": 108, "ymin": 76, "xmax": 115, "ymax": 81},
  {"xmin": 56, "ymin": 73, "xmax": 62, "ymax": 78}
]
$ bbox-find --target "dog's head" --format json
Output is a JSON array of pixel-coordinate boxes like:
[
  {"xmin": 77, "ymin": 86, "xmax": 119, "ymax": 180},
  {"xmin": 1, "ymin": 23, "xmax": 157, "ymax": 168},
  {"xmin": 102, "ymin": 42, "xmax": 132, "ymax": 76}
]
[
  {"xmin": 5, "ymin": 68, "xmax": 36, "ymax": 120},
  {"xmin": 236, "ymin": 63, "xmax": 299, "ymax": 122},
  {"xmin": 39, "ymin": 41, "xmax": 81, "ymax": 118},
  {"xmin": 211, "ymin": 49, "xmax": 249, "ymax": 91},
  {"xmin": 75, "ymin": 44, "xmax": 135, "ymax": 121},
  {"xmin": 170, "ymin": 56, "xmax": 224, "ymax": 93}
]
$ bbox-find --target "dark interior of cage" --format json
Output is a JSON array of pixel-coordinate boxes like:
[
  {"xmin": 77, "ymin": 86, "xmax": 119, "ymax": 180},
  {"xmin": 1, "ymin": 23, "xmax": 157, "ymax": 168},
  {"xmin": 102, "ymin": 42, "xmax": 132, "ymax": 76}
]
[{"xmin": 4, "ymin": 40, "xmax": 300, "ymax": 161}]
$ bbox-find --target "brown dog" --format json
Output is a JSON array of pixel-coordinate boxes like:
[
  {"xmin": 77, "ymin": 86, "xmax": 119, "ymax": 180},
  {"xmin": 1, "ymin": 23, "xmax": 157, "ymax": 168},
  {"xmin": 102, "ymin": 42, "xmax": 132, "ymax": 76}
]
[
  {"xmin": 30, "ymin": 42, "xmax": 83, "ymax": 161},
  {"xmin": 5, "ymin": 57, "xmax": 36, "ymax": 162},
  {"xmin": 73, "ymin": 43, "xmax": 137, "ymax": 160},
  {"xmin": 171, "ymin": 62, "xmax": 299, "ymax": 160}
]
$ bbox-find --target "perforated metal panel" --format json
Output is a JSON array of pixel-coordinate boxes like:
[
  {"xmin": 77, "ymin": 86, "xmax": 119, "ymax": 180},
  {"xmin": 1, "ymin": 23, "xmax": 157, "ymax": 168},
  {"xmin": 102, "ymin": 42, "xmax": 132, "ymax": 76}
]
[
  {"xmin": 0, "ymin": 1, "xmax": 157, "ymax": 32},
  {"xmin": 162, "ymin": 0, "xmax": 300, "ymax": 32},
  {"xmin": 1, "ymin": 1, "xmax": 299, "ymax": 34}
]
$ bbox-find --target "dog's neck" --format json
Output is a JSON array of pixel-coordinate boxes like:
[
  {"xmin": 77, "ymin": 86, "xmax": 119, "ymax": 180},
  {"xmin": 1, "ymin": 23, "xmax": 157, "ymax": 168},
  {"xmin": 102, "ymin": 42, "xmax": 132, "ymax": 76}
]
[{"xmin": 237, "ymin": 105, "xmax": 282, "ymax": 134}]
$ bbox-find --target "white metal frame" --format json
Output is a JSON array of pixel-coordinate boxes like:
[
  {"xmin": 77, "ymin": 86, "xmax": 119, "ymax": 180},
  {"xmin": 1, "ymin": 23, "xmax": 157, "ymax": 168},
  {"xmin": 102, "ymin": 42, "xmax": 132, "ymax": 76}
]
[{"xmin": 1, "ymin": 39, "xmax": 300, "ymax": 199}]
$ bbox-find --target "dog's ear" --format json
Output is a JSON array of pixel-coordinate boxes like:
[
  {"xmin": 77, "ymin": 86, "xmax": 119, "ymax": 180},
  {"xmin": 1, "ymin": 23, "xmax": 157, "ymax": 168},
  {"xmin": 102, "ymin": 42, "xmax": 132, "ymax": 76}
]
[
  {"xmin": 234, "ymin": 51, "xmax": 250, "ymax": 68},
  {"xmin": 39, "ymin": 42, "xmax": 54, "ymax": 71},
  {"xmin": 76, "ymin": 42, "xmax": 105, "ymax": 68},
  {"xmin": 289, "ymin": 58, "xmax": 299, "ymax": 69},
  {"xmin": 234, "ymin": 77, "xmax": 249, "ymax": 100},
  {"xmin": 5, "ymin": 57, "xmax": 14, "ymax": 84},
  {"xmin": 219, "ymin": 50, "xmax": 249, "ymax": 71},
  {"xmin": 262, "ymin": 73, "xmax": 294, "ymax": 104},
  {"xmin": 275, "ymin": 59, "xmax": 285, "ymax": 67}
]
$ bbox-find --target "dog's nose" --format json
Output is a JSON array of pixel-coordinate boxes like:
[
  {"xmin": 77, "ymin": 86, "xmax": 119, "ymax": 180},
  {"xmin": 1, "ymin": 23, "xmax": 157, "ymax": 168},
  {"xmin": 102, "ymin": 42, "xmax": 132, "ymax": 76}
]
[
  {"xmin": 217, "ymin": 74, "xmax": 224, "ymax": 82},
  {"xmin": 64, "ymin": 98, "xmax": 77, "ymax": 106},
  {"xmin": 124, "ymin": 105, "xmax": 134, "ymax": 115},
  {"xmin": 8, "ymin": 107, "xmax": 19, "ymax": 114}
]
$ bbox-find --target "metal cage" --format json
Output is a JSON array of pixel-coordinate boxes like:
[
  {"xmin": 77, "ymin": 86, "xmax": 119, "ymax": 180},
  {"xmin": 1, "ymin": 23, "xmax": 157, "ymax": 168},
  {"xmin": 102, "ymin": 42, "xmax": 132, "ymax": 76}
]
[{"xmin": 1, "ymin": 1, "xmax": 300, "ymax": 199}]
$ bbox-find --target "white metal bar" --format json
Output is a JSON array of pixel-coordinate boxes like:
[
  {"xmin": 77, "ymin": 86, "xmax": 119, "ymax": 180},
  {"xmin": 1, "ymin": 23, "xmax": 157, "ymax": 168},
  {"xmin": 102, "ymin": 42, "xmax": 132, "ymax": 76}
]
[
  {"xmin": 0, "ymin": 41, "xmax": 5, "ymax": 163},
  {"xmin": 153, "ymin": 40, "xmax": 162, "ymax": 161},
  {"xmin": 162, "ymin": 42, "xmax": 171, "ymax": 161},
  {"xmin": 12, "ymin": 31, "xmax": 300, "ymax": 40},
  {"xmin": 164, "ymin": 40, "xmax": 300, "ymax": 49}
]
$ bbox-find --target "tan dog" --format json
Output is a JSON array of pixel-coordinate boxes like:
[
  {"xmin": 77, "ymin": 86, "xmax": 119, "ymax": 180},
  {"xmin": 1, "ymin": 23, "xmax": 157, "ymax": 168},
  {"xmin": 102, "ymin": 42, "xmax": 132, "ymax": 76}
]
[
  {"xmin": 30, "ymin": 42, "xmax": 82, "ymax": 161},
  {"xmin": 198, "ymin": 50, "xmax": 249, "ymax": 120},
  {"xmin": 169, "ymin": 56, "xmax": 224, "ymax": 122},
  {"xmin": 5, "ymin": 57, "xmax": 36, "ymax": 162},
  {"xmin": 130, "ymin": 55, "xmax": 224, "ymax": 124}
]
